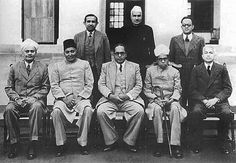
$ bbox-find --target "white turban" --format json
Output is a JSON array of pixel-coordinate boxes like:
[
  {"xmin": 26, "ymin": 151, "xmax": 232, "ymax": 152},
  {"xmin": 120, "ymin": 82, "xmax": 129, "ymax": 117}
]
[
  {"xmin": 21, "ymin": 38, "xmax": 39, "ymax": 51},
  {"xmin": 154, "ymin": 44, "xmax": 169, "ymax": 58},
  {"xmin": 131, "ymin": 6, "xmax": 142, "ymax": 15}
]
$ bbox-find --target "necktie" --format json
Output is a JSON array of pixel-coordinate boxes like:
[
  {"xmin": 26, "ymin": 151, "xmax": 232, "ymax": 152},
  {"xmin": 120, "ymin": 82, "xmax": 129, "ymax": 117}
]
[
  {"xmin": 26, "ymin": 64, "xmax": 31, "ymax": 75},
  {"xmin": 185, "ymin": 35, "xmax": 189, "ymax": 42},
  {"xmin": 88, "ymin": 32, "xmax": 92, "ymax": 38},
  {"xmin": 119, "ymin": 64, "xmax": 122, "ymax": 72},
  {"xmin": 207, "ymin": 65, "xmax": 211, "ymax": 76}
]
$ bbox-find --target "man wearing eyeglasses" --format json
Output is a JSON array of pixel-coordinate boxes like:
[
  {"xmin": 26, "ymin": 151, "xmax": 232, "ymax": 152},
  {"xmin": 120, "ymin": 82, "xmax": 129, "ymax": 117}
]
[
  {"xmin": 144, "ymin": 44, "xmax": 185, "ymax": 159},
  {"xmin": 74, "ymin": 14, "xmax": 111, "ymax": 107},
  {"xmin": 50, "ymin": 39, "xmax": 94, "ymax": 156},
  {"xmin": 169, "ymin": 16, "xmax": 205, "ymax": 109},
  {"xmin": 96, "ymin": 43, "xmax": 144, "ymax": 153},
  {"xmin": 4, "ymin": 39, "xmax": 50, "ymax": 160}
]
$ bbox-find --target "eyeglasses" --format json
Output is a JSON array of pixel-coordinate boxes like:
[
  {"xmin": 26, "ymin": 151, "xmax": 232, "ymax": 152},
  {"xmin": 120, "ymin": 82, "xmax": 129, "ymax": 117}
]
[
  {"xmin": 182, "ymin": 24, "xmax": 192, "ymax": 27},
  {"xmin": 158, "ymin": 58, "xmax": 168, "ymax": 61},
  {"xmin": 65, "ymin": 50, "xmax": 76, "ymax": 54},
  {"xmin": 114, "ymin": 52, "xmax": 126, "ymax": 55},
  {"xmin": 24, "ymin": 50, "xmax": 35, "ymax": 53}
]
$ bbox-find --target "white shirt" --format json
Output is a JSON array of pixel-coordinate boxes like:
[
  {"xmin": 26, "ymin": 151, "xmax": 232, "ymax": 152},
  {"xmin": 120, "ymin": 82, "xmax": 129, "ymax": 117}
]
[
  {"xmin": 86, "ymin": 30, "xmax": 94, "ymax": 37},
  {"xmin": 183, "ymin": 33, "xmax": 193, "ymax": 41},
  {"xmin": 25, "ymin": 61, "xmax": 33, "ymax": 69},
  {"xmin": 204, "ymin": 62, "xmax": 213, "ymax": 70}
]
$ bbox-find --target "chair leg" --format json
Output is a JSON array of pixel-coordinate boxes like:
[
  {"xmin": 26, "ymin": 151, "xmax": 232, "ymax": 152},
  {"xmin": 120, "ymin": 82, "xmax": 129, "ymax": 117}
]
[{"xmin": 230, "ymin": 119, "xmax": 235, "ymax": 151}]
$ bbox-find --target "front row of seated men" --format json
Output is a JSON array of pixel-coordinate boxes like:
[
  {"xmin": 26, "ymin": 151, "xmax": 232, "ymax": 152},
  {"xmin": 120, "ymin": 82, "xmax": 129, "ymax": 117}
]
[{"xmin": 4, "ymin": 38, "xmax": 232, "ymax": 160}]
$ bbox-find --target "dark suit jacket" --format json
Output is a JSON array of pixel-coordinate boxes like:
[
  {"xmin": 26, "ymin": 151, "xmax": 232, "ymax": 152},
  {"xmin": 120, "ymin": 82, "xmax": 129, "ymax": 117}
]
[
  {"xmin": 74, "ymin": 30, "xmax": 111, "ymax": 75},
  {"xmin": 5, "ymin": 60, "xmax": 50, "ymax": 106},
  {"xmin": 169, "ymin": 33, "xmax": 205, "ymax": 89},
  {"xmin": 189, "ymin": 62, "xmax": 232, "ymax": 104}
]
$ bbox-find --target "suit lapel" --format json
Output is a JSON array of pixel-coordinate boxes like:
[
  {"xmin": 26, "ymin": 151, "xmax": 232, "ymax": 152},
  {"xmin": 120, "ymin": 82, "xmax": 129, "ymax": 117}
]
[
  {"xmin": 188, "ymin": 34, "xmax": 198, "ymax": 54},
  {"xmin": 199, "ymin": 63, "xmax": 210, "ymax": 82},
  {"xmin": 176, "ymin": 34, "xmax": 185, "ymax": 55},
  {"xmin": 19, "ymin": 61, "xmax": 29, "ymax": 80},
  {"xmin": 207, "ymin": 63, "xmax": 220, "ymax": 88},
  {"xmin": 27, "ymin": 61, "xmax": 38, "ymax": 82},
  {"xmin": 125, "ymin": 61, "xmax": 130, "ymax": 90},
  {"xmin": 94, "ymin": 30, "xmax": 101, "ymax": 56},
  {"xmin": 109, "ymin": 61, "xmax": 117, "ymax": 91}
]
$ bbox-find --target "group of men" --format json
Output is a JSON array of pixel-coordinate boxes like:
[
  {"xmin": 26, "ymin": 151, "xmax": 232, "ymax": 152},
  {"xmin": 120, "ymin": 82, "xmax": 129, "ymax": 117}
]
[{"xmin": 4, "ymin": 5, "xmax": 233, "ymax": 161}]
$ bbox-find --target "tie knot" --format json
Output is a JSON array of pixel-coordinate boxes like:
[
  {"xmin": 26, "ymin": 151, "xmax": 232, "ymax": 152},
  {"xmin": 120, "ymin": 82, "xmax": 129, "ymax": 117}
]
[
  {"xmin": 207, "ymin": 65, "xmax": 211, "ymax": 75},
  {"xmin": 89, "ymin": 32, "xmax": 92, "ymax": 37},
  {"xmin": 185, "ymin": 35, "xmax": 189, "ymax": 42}
]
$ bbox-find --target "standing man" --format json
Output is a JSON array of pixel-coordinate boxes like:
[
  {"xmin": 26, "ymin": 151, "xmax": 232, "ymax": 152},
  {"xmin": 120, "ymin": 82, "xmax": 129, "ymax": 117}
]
[
  {"xmin": 188, "ymin": 45, "xmax": 232, "ymax": 154},
  {"xmin": 169, "ymin": 16, "xmax": 205, "ymax": 108},
  {"xmin": 121, "ymin": 6, "xmax": 155, "ymax": 80},
  {"xmin": 144, "ymin": 44, "xmax": 184, "ymax": 159},
  {"xmin": 96, "ymin": 43, "xmax": 144, "ymax": 153},
  {"xmin": 74, "ymin": 14, "xmax": 111, "ymax": 106},
  {"xmin": 50, "ymin": 39, "xmax": 94, "ymax": 156},
  {"xmin": 4, "ymin": 39, "xmax": 50, "ymax": 160}
]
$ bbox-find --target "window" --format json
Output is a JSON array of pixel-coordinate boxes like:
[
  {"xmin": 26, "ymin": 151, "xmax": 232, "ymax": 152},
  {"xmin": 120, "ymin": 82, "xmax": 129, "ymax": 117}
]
[
  {"xmin": 22, "ymin": 0, "xmax": 59, "ymax": 44},
  {"xmin": 188, "ymin": 0, "xmax": 214, "ymax": 32},
  {"xmin": 109, "ymin": 2, "xmax": 124, "ymax": 28}
]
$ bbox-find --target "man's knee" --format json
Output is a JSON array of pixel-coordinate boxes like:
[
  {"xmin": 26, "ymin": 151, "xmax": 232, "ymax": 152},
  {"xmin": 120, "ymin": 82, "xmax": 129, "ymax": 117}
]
[
  {"xmin": 5, "ymin": 103, "xmax": 16, "ymax": 115},
  {"xmin": 51, "ymin": 107, "xmax": 62, "ymax": 118},
  {"xmin": 96, "ymin": 105, "xmax": 105, "ymax": 118},
  {"xmin": 31, "ymin": 101, "xmax": 44, "ymax": 112},
  {"xmin": 83, "ymin": 106, "xmax": 93, "ymax": 116}
]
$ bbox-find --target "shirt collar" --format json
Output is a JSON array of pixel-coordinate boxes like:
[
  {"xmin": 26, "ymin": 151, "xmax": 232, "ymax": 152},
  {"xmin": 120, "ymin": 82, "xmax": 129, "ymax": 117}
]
[
  {"xmin": 116, "ymin": 60, "xmax": 126, "ymax": 70},
  {"xmin": 204, "ymin": 62, "xmax": 213, "ymax": 70},
  {"xmin": 25, "ymin": 61, "xmax": 33, "ymax": 69},
  {"xmin": 183, "ymin": 33, "xmax": 193, "ymax": 41},
  {"xmin": 86, "ymin": 30, "xmax": 94, "ymax": 37}
]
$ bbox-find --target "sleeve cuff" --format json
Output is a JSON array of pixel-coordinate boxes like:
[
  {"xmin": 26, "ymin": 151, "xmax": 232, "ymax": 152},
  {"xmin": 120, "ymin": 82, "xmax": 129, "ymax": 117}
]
[{"xmin": 126, "ymin": 93, "xmax": 133, "ymax": 100}]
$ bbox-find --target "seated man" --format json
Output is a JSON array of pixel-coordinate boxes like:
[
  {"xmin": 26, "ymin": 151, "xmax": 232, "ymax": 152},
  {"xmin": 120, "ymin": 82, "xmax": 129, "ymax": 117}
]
[
  {"xmin": 4, "ymin": 39, "xmax": 50, "ymax": 160},
  {"xmin": 96, "ymin": 43, "xmax": 144, "ymax": 153},
  {"xmin": 50, "ymin": 39, "xmax": 94, "ymax": 156},
  {"xmin": 144, "ymin": 44, "xmax": 184, "ymax": 159},
  {"xmin": 188, "ymin": 45, "xmax": 232, "ymax": 154}
]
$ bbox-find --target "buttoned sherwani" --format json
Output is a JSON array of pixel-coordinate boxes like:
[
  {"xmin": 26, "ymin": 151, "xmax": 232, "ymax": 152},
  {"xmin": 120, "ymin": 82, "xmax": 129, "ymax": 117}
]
[
  {"xmin": 4, "ymin": 60, "xmax": 50, "ymax": 144},
  {"xmin": 169, "ymin": 33, "xmax": 205, "ymax": 107},
  {"xmin": 96, "ymin": 61, "xmax": 144, "ymax": 146},
  {"xmin": 50, "ymin": 58, "xmax": 94, "ymax": 146},
  {"xmin": 144, "ymin": 65, "xmax": 182, "ymax": 145},
  {"xmin": 188, "ymin": 62, "xmax": 232, "ymax": 148}
]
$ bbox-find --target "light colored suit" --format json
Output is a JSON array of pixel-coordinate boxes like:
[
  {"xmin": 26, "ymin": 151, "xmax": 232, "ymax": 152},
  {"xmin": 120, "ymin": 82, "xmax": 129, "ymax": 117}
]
[
  {"xmin": 144, "ymin": 65, "xmax": 182, "ymax": 146},
  {"xmin": 5, "ymin": 60, "xmax": 50, "ymax": 144},
  {"xmin": 49, "ymin": 58, "xmax": 94, "ymax": 146},
  {"xmin": 96, "ymin": 61, "xmax": 144, "ymax": 146}
]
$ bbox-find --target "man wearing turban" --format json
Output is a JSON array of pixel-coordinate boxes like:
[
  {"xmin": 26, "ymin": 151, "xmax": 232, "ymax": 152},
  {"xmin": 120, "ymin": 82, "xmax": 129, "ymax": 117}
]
[
  {"xmin": 144, "ymin": 44, "xmax": 185, "ymax": 159},
  {"xmin": 4, "ymin": 38, "xmax": 50, "ymax": 159}
]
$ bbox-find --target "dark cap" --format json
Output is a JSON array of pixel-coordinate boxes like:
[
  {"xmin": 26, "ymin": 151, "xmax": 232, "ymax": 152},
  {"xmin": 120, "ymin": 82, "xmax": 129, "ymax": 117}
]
[{"xmin": 63, "ymin": 39, "xmax": 76, "ymax": 50}]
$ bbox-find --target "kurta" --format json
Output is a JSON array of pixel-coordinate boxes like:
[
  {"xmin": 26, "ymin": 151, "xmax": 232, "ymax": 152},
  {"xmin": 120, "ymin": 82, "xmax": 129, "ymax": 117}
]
[{"xmin": 50, "ymin": 58, "xmax": 94, "ymax": 125}]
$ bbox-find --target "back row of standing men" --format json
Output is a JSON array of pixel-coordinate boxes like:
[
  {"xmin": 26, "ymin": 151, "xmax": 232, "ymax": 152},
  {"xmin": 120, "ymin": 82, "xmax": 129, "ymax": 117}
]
[{"xmin": 4, "ymin": 5, "xmax": 232, "ymax": 160}]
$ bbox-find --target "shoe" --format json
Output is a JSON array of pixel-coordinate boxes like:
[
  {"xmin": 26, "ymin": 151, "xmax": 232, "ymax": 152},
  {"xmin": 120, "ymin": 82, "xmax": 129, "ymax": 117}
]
[
  {"xmin": 103, "ymin": 142, "xmax": 117, "ymax": 152},
  {"xmin": 153, "ymin": 143, "xmax": 162, "ymax": 157},
  {"xmin": 173, "ymin": 146, "xmax": 183, "ymax": 159},
  {"xmin": 192, "ymin": 148, "xmax": 200, "ymax": 154},
  {"xmin": 221, "ymin": 142, "xmax": 231, "ymax": 155},
  {"xmin": 8, "ymin": 143, "xmax": 17, "ymax": 159},
  {"xmin": 27, "ymin": 141, "xmax": 37, "ymax": 160},
  {"xmin": 56, "ymin": 145, "xmax": 64, "ymax": 157},
  {"xmin": 125, "ymin": 143, "xmax": 137, "ymax": 153},
  {"xmin": 81, "ymin": 146, "xmax": 89, "ymax": 155}
]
